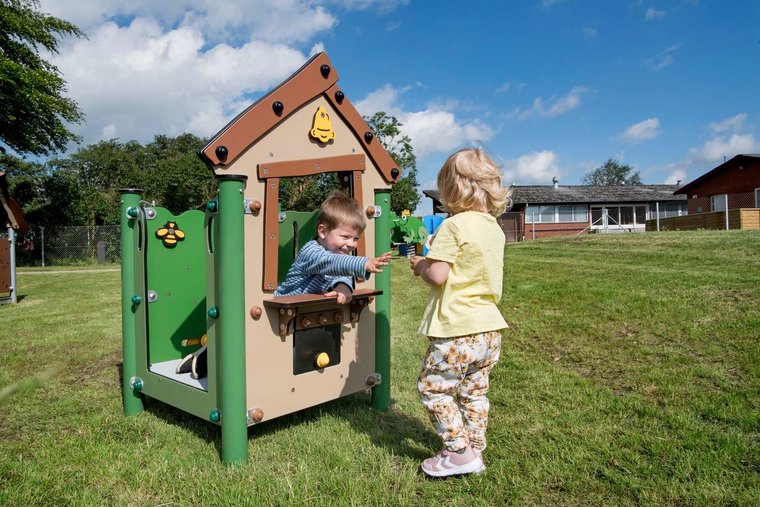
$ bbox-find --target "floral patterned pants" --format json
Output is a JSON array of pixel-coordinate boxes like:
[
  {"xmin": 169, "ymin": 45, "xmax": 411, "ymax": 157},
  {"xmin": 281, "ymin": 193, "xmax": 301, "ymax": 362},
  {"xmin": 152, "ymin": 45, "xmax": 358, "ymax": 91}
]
[{"xmin": 418, "ymin": 331, "xmax": 502, "ymax": 453}]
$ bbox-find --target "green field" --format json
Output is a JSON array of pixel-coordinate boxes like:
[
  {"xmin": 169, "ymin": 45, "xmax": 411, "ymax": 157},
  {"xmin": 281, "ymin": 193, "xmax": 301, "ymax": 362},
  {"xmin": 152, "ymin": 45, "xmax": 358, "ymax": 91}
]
[{"xmin": 1, "ymin": 231, "xmax": 758, "ymax": 506}]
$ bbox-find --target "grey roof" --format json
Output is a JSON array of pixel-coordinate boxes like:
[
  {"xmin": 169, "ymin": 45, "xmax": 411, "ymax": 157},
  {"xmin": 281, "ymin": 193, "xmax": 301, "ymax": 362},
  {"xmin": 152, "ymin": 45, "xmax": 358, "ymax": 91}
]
[{"xmin": 424, "ymin": 185, "xmax": 685, "ymax": 206}]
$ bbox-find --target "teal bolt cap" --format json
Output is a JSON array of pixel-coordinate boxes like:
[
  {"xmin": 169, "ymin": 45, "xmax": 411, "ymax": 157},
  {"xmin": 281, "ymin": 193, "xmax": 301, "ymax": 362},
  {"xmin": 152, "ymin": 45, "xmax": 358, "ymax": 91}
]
[
  {"xmin": 208, "ymin": 307, "xmax": 219, "ymax": 319},
  {"xmin": 206, "ymin": 200, "xmax": 218, "ymax": 212},
  {"xmin": 131, "ymin": 377, "xmax": 143, "ymax": 391},
  {"xmin": 126, "ymin": 207, "xmax": 139, "ymax": 218},
  {"xmin": 209, "ymin": 409, "xmax": 221, "ymax": 422},
  {"xmin": 131, "ymin": 295, "xmax": 141, "ymax": 304}
]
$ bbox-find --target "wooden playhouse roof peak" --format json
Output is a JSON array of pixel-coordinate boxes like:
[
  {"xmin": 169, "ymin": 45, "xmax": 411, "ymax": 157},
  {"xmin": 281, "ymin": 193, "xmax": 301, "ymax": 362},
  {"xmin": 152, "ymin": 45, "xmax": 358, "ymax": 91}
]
[{"xmin": 198, "ymin": 52, "xmax": 399, "ymax": 184}]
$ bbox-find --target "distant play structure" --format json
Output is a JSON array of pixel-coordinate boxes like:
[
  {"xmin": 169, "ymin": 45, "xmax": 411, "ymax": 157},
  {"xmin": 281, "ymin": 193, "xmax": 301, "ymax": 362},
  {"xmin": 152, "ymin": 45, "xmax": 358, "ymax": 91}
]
[
  {"xmin": 120, "ymin": 52, "xmax": 399, "ymax": 464},
  {"xmin": 1, "ymin": 170, "xmax": 28, "ymax": 305}
]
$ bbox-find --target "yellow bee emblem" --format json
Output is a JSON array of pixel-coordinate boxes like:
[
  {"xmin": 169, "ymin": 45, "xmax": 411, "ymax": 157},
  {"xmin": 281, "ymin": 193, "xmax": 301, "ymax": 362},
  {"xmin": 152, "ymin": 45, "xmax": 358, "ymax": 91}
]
[
  {"xmin": 155, "ymin": 221, "xmax": 186, "ymax": 248},
  {"xmin": 310, "ymin": 106, "xmax": 336, "ymax": 143}
]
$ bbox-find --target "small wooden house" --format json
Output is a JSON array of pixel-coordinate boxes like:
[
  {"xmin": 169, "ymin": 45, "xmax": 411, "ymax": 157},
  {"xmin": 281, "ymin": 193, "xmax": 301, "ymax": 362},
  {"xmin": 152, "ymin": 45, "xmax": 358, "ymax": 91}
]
[{"xmin": 121, "ymin": 52, "xmax": 399, "ymax": 464}]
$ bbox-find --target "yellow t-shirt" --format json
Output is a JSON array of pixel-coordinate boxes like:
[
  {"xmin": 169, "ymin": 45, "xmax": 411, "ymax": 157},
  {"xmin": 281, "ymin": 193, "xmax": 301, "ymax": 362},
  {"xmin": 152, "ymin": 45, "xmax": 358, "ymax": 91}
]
[{"xmin": 418, "ymin": 211, "xmax": 508, "ymax": 338}]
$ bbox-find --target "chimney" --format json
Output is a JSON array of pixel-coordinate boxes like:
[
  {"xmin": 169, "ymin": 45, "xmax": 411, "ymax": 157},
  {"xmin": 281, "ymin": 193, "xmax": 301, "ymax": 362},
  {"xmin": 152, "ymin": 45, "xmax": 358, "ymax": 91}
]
[{"xmin": 552, "ymin": 176, "xmax": 559, "ymax": 189}]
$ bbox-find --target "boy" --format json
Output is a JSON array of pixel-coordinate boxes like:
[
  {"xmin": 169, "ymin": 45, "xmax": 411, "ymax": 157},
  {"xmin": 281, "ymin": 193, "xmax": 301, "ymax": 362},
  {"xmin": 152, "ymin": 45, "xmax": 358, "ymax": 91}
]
[{"xmin": 275, "ymin": 190, "xmax": 391, "ymax": 303}]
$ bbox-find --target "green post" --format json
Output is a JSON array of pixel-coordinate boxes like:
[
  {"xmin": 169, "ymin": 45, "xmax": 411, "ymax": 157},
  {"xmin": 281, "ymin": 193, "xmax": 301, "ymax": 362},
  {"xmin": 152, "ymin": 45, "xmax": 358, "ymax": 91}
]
[
  {"xmin": 372, "ymin": 189, "xmax": 391, "ymax": 411},
  {"xmin": 120, "ymin": 189, "xmax": 145, "ymax": 416},
  {"xmin": 216, "ymin": 175, "xmax": 248, "ymax": 465}
]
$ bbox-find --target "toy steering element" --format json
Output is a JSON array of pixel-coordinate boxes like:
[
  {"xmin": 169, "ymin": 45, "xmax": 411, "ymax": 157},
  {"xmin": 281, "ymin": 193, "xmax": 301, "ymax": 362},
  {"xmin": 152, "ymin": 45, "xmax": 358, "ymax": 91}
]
[{"xmin": 315, "ymin": 352, "xmax": 330, "ymax": 368}]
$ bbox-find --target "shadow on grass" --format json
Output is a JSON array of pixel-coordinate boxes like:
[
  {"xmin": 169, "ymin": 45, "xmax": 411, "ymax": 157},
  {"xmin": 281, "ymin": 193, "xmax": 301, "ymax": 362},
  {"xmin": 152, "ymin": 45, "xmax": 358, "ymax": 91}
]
[{"xmin": 118, "ymin": 361, "xmax": 436, "ymax": 460}]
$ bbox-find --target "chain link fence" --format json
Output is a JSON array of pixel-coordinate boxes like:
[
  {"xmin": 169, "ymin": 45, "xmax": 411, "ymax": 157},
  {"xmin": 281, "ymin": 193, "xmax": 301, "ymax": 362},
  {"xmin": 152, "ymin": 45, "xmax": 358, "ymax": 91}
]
[{"xmin": 11, "ymin": 226, "xmax": 120, "ymax": 267}]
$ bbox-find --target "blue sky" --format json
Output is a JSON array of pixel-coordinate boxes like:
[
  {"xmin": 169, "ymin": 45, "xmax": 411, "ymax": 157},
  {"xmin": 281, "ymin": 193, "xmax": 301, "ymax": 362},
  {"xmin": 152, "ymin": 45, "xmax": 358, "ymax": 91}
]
[{"xmin": 39, "ymin": 1, "xmax": 760, "ymax": 213}]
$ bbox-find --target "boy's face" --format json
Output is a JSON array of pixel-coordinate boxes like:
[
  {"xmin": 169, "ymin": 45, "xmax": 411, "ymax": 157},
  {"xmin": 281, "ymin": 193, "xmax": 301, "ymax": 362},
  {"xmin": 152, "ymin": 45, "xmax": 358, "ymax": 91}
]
[{"xmin": 317, "ymin": 223, "xmax": 360, "ymax": 254}]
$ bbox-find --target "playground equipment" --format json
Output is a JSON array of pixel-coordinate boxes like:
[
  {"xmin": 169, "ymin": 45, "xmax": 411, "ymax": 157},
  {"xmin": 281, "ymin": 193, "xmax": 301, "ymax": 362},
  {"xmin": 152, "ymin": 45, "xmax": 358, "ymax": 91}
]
[
  {"xmin": 120, "ymin": 52, "xmax": 399, "ymax": 464},
  {"xmin": 391, "ymin": 211, "xmax": 428, "ymax": 257},
  {"xmin": 1, "ymin": 171, "xmax": 28, "ymax": 305}
]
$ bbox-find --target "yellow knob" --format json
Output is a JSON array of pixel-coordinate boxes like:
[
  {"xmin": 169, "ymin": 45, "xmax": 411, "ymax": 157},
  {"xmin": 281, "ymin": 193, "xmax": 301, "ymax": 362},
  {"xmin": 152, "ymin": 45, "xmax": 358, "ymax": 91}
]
[{"xmin": 315, "ymin": 352, "xmax": 330, "ymax": 368}]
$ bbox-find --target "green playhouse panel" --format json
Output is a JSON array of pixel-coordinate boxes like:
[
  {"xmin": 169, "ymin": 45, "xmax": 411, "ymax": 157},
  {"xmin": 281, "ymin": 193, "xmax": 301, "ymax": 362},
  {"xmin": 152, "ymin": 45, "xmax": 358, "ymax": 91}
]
[
  {"xmin": 144, "ymin": 208, "xmax": 208, "ymax": 364},
  {"xmin": 277, "ymin": 210, "xmax": 318, "ymax": 284}
]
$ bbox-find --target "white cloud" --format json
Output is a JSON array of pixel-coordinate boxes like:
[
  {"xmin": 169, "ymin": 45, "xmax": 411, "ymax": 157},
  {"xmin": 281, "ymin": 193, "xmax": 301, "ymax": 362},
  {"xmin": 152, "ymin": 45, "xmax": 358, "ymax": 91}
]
[
  {"xmin": 645, "ymin": 8, "xmax": 666, "ymax": 21},
  {"xmin": 621, "ymin": 118, "xmax": 661, "ymax": 143},
  {"xmin": 642, "ymin": 43, "xmax": 682, "ymax": 71},
  {"xmin": 503, "ymin": 150, "xmax": 560, "ymax": 184},
  {"xmin": 690, "ymin": 133, "xmax": 760, "ymax": 163},
  {"xmin": 581, "ymin": 26, "xmax": 597, "ymax": 39},
  {"xmin": 709, "ymin": 113, "xmax": 747, "ymax": 134},
  {"xmin": 355, "ymin": 84, "xmax": 496, "ymax": 158},
  {"xmin": 516, "ymin": 86, "xmax": 590, "ymax": 120},
  {"xmin": 664, "ymin": 169, "xmax": 686, "ymax": 185},
  {"xmin": 48, "ymin": 18, "xmax": 309, "ymax": 145}
]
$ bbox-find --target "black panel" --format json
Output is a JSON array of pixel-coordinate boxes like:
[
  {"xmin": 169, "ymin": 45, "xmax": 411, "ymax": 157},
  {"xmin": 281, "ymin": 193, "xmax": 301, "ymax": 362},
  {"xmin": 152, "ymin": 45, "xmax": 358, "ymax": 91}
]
[{"xmin": 293, "ymin": 324, "xmax": 341, "ymax": 375}]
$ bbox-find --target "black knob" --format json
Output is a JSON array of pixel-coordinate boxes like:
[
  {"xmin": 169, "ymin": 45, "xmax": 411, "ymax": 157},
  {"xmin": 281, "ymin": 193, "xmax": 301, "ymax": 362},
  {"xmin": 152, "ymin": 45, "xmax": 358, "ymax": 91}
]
[
  {"xmin": 320, "ymin": 64, "xmax": 331, "ymax": 78},
  {"xmin": 391, "ymin": 168, "xmax": 400, "ymax": 180},
  {"xmin": 364, "ymin": 131, "xmax": 373, "ymax": 143},
  {"xmin": 215, "ymin": 145, "xmax": 228, "ymax": 161},
  {"xmin": 334, "ymin": 91, "xmax": 344, "ymax": 104},
  {"xmin": 272, "ymin": 101, "xmax": 284, "ymax": 116}
]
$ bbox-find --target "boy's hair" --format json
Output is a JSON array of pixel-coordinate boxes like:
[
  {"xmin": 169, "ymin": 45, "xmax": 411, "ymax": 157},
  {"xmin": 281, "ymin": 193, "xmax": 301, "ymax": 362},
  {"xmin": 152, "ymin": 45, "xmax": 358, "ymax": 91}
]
[
  {"xmin": 317, "ymin": 190, "xmax": 366, "ymax": 232},
  {"xmin": 437, "ymin": 147, "xmax": 512, "ymax": 217}
]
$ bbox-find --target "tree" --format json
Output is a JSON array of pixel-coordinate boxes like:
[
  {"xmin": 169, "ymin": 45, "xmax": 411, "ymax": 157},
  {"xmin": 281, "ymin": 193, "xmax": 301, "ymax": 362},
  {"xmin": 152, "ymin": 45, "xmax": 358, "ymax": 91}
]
[
  {"xmin": 0, "ymin": 0, "xmax": 85, "ymax": 156},
  {"xmin": 582, "ymin": 158, "xmax": 642, "ymax": 186},
  {"xmin": 364, "ymin": 112, "xmax": 419, "ymax": 214}
]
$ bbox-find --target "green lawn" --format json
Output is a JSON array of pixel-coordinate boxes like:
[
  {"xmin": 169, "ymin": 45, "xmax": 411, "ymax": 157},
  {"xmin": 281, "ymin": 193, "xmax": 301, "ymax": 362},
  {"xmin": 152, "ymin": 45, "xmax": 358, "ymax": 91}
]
[{"xmin": 1, "ymin": 231, "xmax": 758, "ymax": 506}]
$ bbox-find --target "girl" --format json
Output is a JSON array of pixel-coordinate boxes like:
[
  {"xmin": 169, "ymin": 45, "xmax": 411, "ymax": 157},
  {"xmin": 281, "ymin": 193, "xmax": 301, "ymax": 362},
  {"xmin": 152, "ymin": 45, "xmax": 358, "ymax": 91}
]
[{"xmin": 411, "ymin": 147, "xmax": 511, "ymax": 477}]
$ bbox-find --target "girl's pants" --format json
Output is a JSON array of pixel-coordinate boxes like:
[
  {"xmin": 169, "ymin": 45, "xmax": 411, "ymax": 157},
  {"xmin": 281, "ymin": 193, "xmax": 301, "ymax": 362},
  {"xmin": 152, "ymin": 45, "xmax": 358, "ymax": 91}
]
[{"xmin": 418, "ymin": 331, "xmax": 502, "ymax": 452}]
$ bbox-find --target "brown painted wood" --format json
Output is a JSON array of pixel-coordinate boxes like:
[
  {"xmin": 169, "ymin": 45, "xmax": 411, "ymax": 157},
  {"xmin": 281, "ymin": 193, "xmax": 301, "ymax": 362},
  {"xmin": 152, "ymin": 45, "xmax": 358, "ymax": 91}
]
[
  {"xmin": 200, "ymin": 52, "xmax": 338, "ymax": 167},
  {"xmin": 324, "ymin": 83, "xmax": 399, "ymax": 185},
  {"xmin": 257, "ymin": 154, "xmax": 365, "ymax": 179},
  {"xmin": 263, "ymin": 178, "xmax": 280, "ymax": 292}
]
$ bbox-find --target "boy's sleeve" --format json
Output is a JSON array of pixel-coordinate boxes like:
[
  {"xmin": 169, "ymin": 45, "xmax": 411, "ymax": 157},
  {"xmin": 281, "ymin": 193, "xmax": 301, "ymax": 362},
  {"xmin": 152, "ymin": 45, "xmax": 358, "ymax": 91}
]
[
  {"xmin": 301, "ymin": 244, "xmax": 367, "ymax": 278},
  {"xmin": 425, "ymin": 219, "xmax": 458, "ymax": 263}
]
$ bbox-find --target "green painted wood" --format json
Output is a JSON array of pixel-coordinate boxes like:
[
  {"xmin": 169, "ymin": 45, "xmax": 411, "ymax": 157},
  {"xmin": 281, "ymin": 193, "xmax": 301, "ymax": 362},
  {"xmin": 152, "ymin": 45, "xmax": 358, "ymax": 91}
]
[
  {"xmin": 372, "ymin": 190, "xmax": 391, "ymax": 411},
  {"xmin": 120, "ymin": 189, "xmax": 145, "ymax": 416},
  {"xmin": 216, "ymin": 176, "xmax": 248, "ymax": 465},
  {"xmin": 144, "ymin": 209, "xmax": 207, "ymax": 364},
  {"xmin": 277, "ymin": 210, "xmax": 318, "ymax": 284}
]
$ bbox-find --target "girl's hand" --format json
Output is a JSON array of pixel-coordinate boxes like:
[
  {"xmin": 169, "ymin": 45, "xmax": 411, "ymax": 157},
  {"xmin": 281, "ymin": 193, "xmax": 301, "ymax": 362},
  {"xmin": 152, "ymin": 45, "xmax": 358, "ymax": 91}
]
[
  {"xmin": 410, "ymin": 255, "xmax": 425, "ymax": 276},
  {"xmin": 365, "ymin": 251, "xmax": 392, "ymax": 273}
]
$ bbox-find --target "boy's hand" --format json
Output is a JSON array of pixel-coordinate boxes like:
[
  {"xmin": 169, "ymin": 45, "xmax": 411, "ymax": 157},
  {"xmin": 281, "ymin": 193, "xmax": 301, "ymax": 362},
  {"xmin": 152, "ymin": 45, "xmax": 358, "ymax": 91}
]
[
  {"xmin": 365, "ymin": 251, "xmax": 392, "ymax": 273},
  {"xmin": 325, "ymin": 283, "xmax": 352, "ymax": 304}
]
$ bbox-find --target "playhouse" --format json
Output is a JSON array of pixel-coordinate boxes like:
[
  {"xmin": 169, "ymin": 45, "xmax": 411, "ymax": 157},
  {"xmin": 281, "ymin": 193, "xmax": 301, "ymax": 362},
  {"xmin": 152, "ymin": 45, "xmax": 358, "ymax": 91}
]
[
  {"xmin": 1, "ymin": 170, "xmax": 28, "ymax": 305},
  {"xmin": 120, "ymin": 52, "xmax": 398, "ymax": 464}
]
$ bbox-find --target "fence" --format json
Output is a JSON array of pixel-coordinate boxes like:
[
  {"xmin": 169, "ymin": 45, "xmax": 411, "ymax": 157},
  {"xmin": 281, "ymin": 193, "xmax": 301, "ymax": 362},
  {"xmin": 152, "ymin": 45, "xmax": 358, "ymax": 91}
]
[
  {"xmin": 10, "ymin": 226, "xmax": 120, "ymax": 267},
  {"xmin": 646, "ymin": 192, "xmax": 759, "ymax": 232}
]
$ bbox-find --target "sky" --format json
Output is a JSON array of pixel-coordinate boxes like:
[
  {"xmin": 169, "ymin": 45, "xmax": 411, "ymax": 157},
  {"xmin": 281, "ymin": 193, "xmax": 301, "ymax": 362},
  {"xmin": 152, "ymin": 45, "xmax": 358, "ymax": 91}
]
[{"xmin": 37, "ymin": 0, "xmax": 760, "ymax": 214}]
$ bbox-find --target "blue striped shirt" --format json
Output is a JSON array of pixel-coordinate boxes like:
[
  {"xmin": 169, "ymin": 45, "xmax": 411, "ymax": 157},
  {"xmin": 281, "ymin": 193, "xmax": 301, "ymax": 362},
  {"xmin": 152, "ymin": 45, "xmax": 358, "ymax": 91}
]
[{"xmin": 274, "ymin": 239, "xmax": 370, "ymax": 297}]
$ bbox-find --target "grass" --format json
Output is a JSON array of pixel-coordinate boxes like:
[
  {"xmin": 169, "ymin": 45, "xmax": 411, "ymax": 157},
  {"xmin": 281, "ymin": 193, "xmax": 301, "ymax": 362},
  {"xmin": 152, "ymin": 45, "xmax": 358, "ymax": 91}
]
[{"xmin": 1, "ymin": 230, "xmax": 758, "ymax": 505}]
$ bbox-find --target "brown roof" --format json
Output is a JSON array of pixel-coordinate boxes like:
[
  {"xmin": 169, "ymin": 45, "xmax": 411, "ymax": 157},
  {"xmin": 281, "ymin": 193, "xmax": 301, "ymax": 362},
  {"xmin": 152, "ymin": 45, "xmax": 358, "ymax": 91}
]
[
  {"xmin": 674, "ymin": 154, "xmax": 760, "ymax": 195},
  {"xmin": 198, "ymin": 52, "xmax": 399, "ymax": 185},
  {"xmin": 0, "ymin": 171, "xmax": 28, "ymax": 232},
  {"xmin": 424, "ymin": 184, "xmax": 685, "ymax": 208}
]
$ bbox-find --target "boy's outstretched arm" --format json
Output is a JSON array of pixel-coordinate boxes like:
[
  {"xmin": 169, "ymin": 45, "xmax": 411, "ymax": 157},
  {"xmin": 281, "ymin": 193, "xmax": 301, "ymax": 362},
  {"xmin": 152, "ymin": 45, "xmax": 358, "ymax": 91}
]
[
  {"xmin": 410, "ymin": 256, "xmax": 450, "ymax": 287},
  {"xmin": 365, "ymin": 251, "xmax": 392, "ymax": 273}
]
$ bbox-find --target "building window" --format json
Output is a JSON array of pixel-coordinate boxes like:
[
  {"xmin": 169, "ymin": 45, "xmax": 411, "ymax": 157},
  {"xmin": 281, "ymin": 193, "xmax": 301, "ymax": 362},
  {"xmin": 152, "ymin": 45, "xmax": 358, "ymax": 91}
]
[
  {"xmin": 649, "ymin": 201, "xmax": 687, "ymax": 218},
  {"xmin": 755, "ymin": 188, "xmax": 760, "ymax": 208},
  {"xmin": 526, "ymin": 205, "xmax": 588, "ymax": 223},
  {"xmin": 711, "ymin": 194, "xmax": 728, "ymax": 212},
  {"xmin": 591, "ymin": 205, "xmax": 652, "ymax": 226}
]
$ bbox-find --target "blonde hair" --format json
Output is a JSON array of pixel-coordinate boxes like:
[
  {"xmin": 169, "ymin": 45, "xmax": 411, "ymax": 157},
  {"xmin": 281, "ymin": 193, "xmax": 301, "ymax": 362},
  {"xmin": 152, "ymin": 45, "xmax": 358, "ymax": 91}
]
[
  {"xmin": 317, "ymin": 190, "xmax": 366, "ymax": 232},
  {"xmin": 437, "ymin": 147, "xmax": 512, "ymax": 216}
]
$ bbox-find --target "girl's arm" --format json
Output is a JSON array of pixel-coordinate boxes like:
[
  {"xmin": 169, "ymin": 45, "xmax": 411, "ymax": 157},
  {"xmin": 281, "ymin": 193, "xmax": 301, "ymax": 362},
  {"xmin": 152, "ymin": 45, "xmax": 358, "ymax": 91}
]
[{"xmin": 410, "ymin": 256, "xmax": 450, "ymax": 287}]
